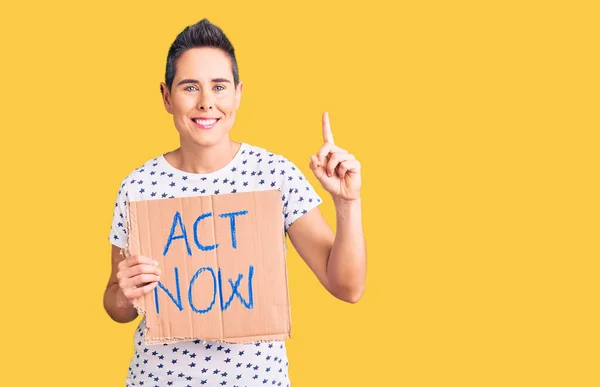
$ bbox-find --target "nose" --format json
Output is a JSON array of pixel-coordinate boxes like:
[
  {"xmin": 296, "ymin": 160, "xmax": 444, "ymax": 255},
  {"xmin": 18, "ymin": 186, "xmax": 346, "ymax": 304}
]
[{"xmin": 197, "ymin": 91, "xmax": 213, "ymax": 111}]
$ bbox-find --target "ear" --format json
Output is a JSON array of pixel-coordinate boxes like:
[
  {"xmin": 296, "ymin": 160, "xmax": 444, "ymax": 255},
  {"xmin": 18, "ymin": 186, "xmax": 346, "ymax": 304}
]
[
  {"xmin": 235, "ymin": 81, "xmax": 244, "ymax": 110},
  {"xmin": 160, "ymin": 82, "xmax": 173, "ymax": 113}
]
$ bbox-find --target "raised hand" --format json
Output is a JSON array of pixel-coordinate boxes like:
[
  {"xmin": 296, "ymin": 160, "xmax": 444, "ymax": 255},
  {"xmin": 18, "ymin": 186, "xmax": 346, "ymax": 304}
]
[{"xmin": 309, "ymin": 112, "xmax": 361, "ymax": 201}]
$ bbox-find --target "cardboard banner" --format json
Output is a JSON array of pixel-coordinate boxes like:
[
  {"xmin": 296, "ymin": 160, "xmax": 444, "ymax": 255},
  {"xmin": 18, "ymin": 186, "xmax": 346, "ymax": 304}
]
[{"xmin": 127, "ymin": 189, "xmax": 291, "ymax": 344}]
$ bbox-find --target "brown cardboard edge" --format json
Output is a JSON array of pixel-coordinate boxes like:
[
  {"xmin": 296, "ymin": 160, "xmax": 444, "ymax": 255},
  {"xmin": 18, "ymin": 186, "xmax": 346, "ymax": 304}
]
[
  {"xmin": 125, "ymin": 200, "xmax": 149, "ymax": 328},
  {"xmin": 143, "ymin": 332, "xmax": 290, "ymax": 346},
  {"xmin": 275, "ymin": 188, "xmax": 293, "ymax": 340}
]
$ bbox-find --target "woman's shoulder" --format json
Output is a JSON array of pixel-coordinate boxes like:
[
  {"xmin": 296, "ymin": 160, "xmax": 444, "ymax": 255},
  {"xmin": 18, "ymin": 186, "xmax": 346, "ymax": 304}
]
[
  {"xmin": 240, "ymin": 142, "xmax": 295, "ymax": 165},
  {"xmin": 115, "ymin": 154, "xmax": 164, "ymax": 191}
]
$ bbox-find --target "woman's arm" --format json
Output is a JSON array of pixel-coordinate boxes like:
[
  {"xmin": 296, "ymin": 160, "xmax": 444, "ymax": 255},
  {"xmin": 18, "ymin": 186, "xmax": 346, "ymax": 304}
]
[
  {"xmin": 288, "ymin": 198, "xmax": 366, "ymax": 303},
  {"xmin": 104, "ymin": 244, "xmax": 161, "ymax": 323},
  {"xmin": 287, "ymin": 112, "xmax": 367, "ymax": 303}
]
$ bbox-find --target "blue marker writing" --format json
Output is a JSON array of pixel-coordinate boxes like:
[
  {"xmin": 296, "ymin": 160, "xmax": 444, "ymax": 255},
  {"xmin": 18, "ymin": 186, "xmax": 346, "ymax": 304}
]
[
  {"xmin": 163, "ymin": 211, "xmax": 192, "ymax": 256},
  {"xmin": 219, "ymin": 210, "xmax": 248, "ymax": 249},
  {"xmin": 154, "ymin": 267, "xmax": 183, "ymax": 313}
]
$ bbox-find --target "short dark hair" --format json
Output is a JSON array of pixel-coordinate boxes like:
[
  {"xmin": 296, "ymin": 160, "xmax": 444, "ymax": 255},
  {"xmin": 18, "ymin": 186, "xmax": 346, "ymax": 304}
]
[{"xmin": 164, "ymin": 19, "xmax": 239, "ymax": 91}]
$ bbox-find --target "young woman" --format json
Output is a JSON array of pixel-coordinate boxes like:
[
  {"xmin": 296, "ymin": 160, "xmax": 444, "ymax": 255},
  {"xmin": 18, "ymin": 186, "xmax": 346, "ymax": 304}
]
[{"xmin": 103, "ymin": 18, "xmax": 366, "ymax": 387}]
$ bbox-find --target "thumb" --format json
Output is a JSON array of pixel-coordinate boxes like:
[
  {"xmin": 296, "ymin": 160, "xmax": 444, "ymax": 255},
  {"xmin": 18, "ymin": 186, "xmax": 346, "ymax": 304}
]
[
  {"xmin": 309, "ymin": 155, "xmax": 324, "ymax": 178},
  {"xmin": 309, "ymin": 155, "xmax": 319, "ymax": 171}
]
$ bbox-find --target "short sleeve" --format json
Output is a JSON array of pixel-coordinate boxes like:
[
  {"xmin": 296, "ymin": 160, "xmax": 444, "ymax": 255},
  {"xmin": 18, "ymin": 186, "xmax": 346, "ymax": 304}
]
[
  {"xmin": 108, "ymin": 179, "xmax": 129, "ymax": 248},
  {"xmin": 278, "ymin": 156, "xmax": 323, "ymax": 231}
]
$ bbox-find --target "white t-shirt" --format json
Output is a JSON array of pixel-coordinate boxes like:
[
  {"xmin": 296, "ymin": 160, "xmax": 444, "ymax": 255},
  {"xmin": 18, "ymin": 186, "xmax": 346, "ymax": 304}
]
[{"xmin": 109, "ymin": 142, "xmax": 322, "ymax": 387}]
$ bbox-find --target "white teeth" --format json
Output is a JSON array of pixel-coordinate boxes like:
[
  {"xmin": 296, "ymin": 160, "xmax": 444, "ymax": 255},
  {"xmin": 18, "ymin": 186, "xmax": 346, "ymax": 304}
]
[{"xmin": 194, "ymin": 118, "xmax": 217, "ymax": 125}]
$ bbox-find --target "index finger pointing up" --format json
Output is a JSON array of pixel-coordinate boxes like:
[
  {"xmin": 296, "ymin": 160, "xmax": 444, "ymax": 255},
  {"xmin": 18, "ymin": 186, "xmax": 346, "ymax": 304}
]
[{"xmin": 322, "ymin": 111, "xmax": 334, "ymax": 144}]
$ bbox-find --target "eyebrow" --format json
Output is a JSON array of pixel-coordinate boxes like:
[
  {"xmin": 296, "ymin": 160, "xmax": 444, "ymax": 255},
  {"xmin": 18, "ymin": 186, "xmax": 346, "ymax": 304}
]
[{"xmin": 176, "ymin": 78, "xmax": 231, "ymax": 86}]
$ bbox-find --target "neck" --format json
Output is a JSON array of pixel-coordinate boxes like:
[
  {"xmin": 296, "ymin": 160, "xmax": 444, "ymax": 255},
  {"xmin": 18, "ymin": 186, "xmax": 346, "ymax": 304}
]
[{"xmin": 167, "ymin": 137, "xmax": 241, "ymax": 174}]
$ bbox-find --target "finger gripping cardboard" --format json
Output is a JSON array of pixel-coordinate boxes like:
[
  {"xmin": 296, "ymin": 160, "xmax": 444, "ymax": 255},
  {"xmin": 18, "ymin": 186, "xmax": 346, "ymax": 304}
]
[{"xmin": 127, "ymin": 189, "xmax": 291, "ymax": 345}]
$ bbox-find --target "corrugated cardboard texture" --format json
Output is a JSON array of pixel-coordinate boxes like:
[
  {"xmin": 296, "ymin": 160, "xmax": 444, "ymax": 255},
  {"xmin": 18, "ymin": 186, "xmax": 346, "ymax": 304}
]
[{"xmin": 128, "ymin": 189, "xmax": 291, "ymax": 344}]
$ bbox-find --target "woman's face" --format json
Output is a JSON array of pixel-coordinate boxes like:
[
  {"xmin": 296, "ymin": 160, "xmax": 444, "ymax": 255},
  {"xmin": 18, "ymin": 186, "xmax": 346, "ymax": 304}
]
[{"xmin": 160, "ymin": 47, "xmax": 243, "ymax": 147}]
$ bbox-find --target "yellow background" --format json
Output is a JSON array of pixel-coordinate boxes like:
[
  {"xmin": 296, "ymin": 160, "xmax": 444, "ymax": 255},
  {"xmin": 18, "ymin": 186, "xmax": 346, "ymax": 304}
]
[{"xmin": 1, "ymin": 0, "xmax": 598, "ymax": 385}]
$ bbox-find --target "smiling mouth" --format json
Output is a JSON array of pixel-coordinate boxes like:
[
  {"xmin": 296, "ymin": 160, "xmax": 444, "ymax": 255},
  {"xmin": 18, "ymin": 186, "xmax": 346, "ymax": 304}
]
[{"xmin": 191, "ymin": 117, "xmax": 220, "ymax": 129}]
